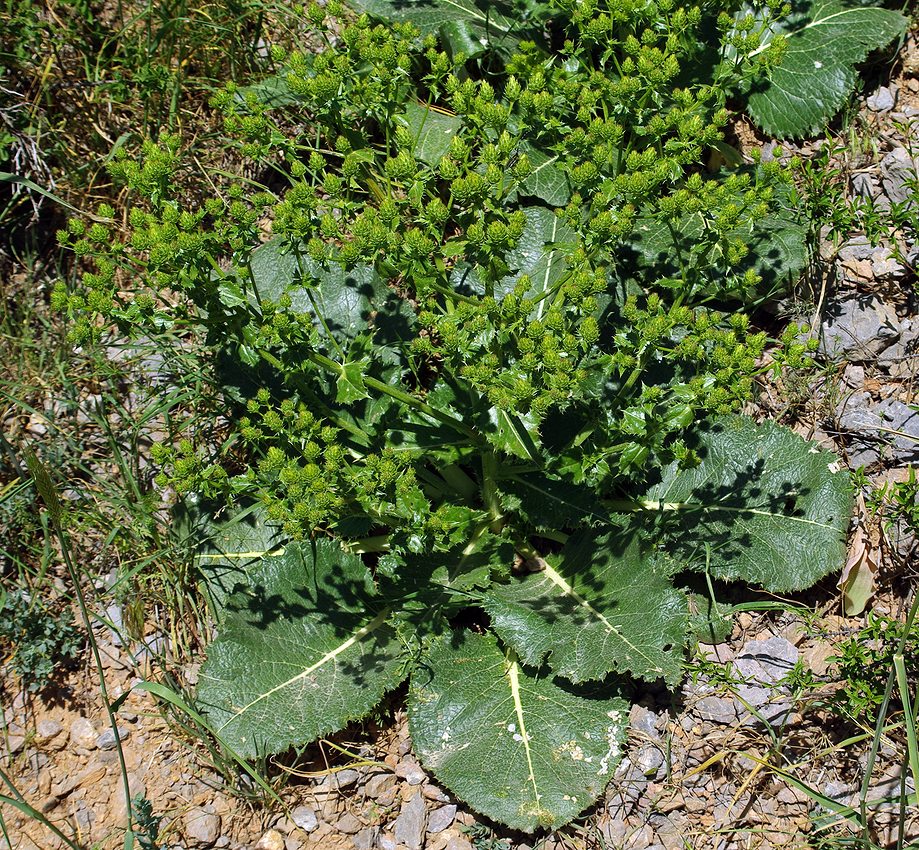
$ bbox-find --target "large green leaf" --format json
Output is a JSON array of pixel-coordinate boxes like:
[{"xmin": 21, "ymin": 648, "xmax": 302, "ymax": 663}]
[
  {"xmin": 190, "ymin": 507, "xmax": 286, "ymax": 619},
  {"xmin": 409, "ymin": 631, "xmax": 628, "ymax": 832},
  {"xmin": 643, "ymin": 416, "xmax": 853, "ymax": 591},
  {"xmin": 197, "ymin": 542, "xmax": 406, "ymax": 757},
  {"xmin": 453, "ymin": 206, "xmax": 575, "ymax": 301},
  {"xmin": 401, "ymin": 102, "xmax": 462, "ymax": 166},
  {"xmin": 248, "ymin": 239, "xmax": 414, "ymax": 348},
  {"xmin": 518, "ymin": 142, "xmax": 570, "ymax": 207},
  {"xmin": 743, "ymin": 1, "xmax": 907, "ymax": 138},
  {"xmin": 483, "ymin": 526, "xmax": 686, "ymax": 685}
]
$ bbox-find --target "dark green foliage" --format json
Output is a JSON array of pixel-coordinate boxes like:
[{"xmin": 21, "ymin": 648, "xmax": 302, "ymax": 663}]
[{"xmin": 56, "ymin": 0, "xmax": 861, "ymax": 830}]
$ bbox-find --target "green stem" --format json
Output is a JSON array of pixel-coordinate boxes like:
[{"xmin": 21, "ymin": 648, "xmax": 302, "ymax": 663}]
[
  {"xmin": 305, "ymin": 349, "xmax": 481, "ymax": 443},
  {"xmin": 481, "ymin": 451, "xmax": 504, "ymax": 533}
]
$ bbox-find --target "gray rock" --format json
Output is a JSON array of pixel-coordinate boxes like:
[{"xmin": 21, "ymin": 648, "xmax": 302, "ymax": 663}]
[
  {"xmin": 70, "ymin": 717, "xmax": 97, "ymax": 750},
  {"xmin": 35, "ymin": 720, "xmax": 65, "ymax": 750},
  {"xmin": 104, "ymin": 603, "xmax": 125, "ymax": 647},
  {"xmin": 394, "ymin": 758, "xmax": 426, "ymax": 786},
  {"xmin": 600, "ymin": 817, "xmax": 628, "ymax": 847},
  {"xmin": 96, "ymin": 726, "xmax": 131, "ymax": 750},
  {"xmin": 289, "ymin": 805, "xmax": 318, "ymax": 833},
  {"xmin": 335, "ymin": 813, "xmax": 363, "ymax": 835},
  {"xmin": 881, "ymin": 147, "xmax": 919, "ymax": 206},
  {"xmin": 732, "ymin": 637, "xmax": 798, "ymax": 724},
  {"xmin": 629, "ymin": 704, "xmax": 662, "ymax": 739},
  {"xmin": 184, "ymin": 807, "xmax": 221, "ymax": 848},
  {"xmin": 838, "ymin": 236, "xmax": 874, "ymax": 262},
  {"xmin": 316, "ymin": 768, "xmax": 360, "ymax": 791},
  {"xmin": 444, "ymin": 838, "xmax": 474, "ymax": 850},
  {"xmin": 851, "ymin": 173, "xmax": 879, "ymax": 201},
  {"xmin": 886, "ymin": 515, "xmax": 917, "ymax": 562},
  {"xmin": 377, "ymin": 834, "xmax": 398, "ymax": 850},
  {"xmin": 111, "ymin": 772, "xmax": 145, "ymax": 824},
  {"xmin": 871, "ymin": 247, "xmax": 908, "ymax": 280},
  {"xmin": 693, "ymin": 695, "xmax": 737, "ymax": 724},
  {"xmin": 635, "ymin": 745, "xmax": 664, "ymax": 776},
  {"xmin": 393, "ymin": 791, "xmax": 427, "ymax": 850},
  {"xmin": 819, "ymin": 296, "xmax": 899, "ymax": 361},
  {"xmin": 364, "ymin": 773, "xmax": 397, "ymax": 798},
  {"xmin": 867, "ymin": 85, "xmax": 896, "ymax": 112},
  {"xmin": 427, "ymin": 804, "xmax": 456, "ymax": 834},
  {"xmin": 351, "ymin": 827, "xmax": 377, "ymax": 850}
]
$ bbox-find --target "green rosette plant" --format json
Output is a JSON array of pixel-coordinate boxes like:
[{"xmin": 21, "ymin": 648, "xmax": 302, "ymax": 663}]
[{"xmin": 53, "ymin": 0, "xmax": 879, "ymax": 830}]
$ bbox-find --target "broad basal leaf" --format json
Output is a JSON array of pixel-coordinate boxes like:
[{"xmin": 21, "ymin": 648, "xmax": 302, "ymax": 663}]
[
  {"xmin": 743, "ymin": 1, "xmax": 907, "ymax": 137},
  {"xmin": 401, "ymin": 102, "xmax": 462, "ymax": 166},
  {"xmin": 249, "ymin": 239, "xmax": 414, "ymax": 348},
  {"xmin": 497, "ymin": 471, "xmax": 608, "ymax": 529},
  {"xmin": 451, "ymin": 206, "xmax": 574, "ymax": 302},
  {"xmin": 197, "ymin": 542, "xmax": 406, "ymax": 758},
  {"xmin": 350, "ymin": 0, "xmax": 516, "ymax": 36},
  {"xmin": 189, "ymin": 505, "xmax": 286, "ymax": 619},
  {"xmin": 409, "ymin": 631, "xmax": 628, "ymax": 832},
  {"xmin": 518, "ymin": 142, "xmax": 570, "ymax": 207},
  {"xmin": 484, "ymin": 527, "xmax": 686, "ymax": 685},
  {"xmin": 643, "ymin": 416, "xmax": 853, "ymax": 591}
]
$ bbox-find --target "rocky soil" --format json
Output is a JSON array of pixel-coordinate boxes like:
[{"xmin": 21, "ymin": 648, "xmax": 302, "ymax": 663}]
[{"xmin": 3, "ymin": 32, "xmax": 919, "ymax": 850}]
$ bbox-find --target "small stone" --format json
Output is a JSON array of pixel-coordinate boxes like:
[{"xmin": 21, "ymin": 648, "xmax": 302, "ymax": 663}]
[
  {"xmin": 255, "ymin": 830, "xmax": 285, "ymax": 850},
  {"xmin": 838, "ymin": 236, "xmax": 874, "ymax": 262},
  {"xmin": 444, "ymin": 839, "xmax": 473, "ymax": 850},
  {"xmin": 351, "ymin": 827, "xmax": 377, "ymax": 850},
  {"xmin": 693, "ymin": 695, "xmax": 737, "ymax": 724},
  {"xmin": 365, "ymin": 773, "xmax": 397, "ymax": 798},
  {"xmin": 819, "ymin": 295, "xmax": 899, "ymax": 361},
  {"xmin": 393, "ymin": 790, "xmax": 427, "ymax": 850},
  {"xmin": 335, "ymin": 813, "xmax": 363, "ymax": 835},
  {"xmin": 377, "ymin": 833, "xmax": 398, "ymax": 850},
  {"xmin": 96, "ymin": 726, "xmax": 131, "ymax": 750},
  {"xmin": 635, "ymin": 745, "xmax": 664, "ymax": 777},
  {"xmin": 184, "ymin": 807, "xmax": 221, "ymax": 848},
  {"xmin": 215, "ymin": 839, "xmax": 230, "ymax": 848},
  {"xmin": 111, "ymin": 772, "xmax": 145, "ymax": 824},
  {"xmin": 317, "ymin": 768, "xmax": 361, "ymax": 791},
  {"xmin": 394, "ymin": 758, "xmax": 426, "ymax": 786},
  {"xmin": 427, "ymin": 805, "xmax": 457, "ymax": 834},
  {"xmin": 285, "ymin": 838, "xmax": 301, "ymax": 850},
  {"xmin": 2, "ymin": 734, "xmax": 25, "ymax": 756},
  {"xmin": 867, "ymin": 85, "xmax": 896, "ymax": 111},
  {"xmin": 70, "ymin": 717, "xmax": 97, "ymax": 750},
  {"xmin": 600, "ymin": 817, "xmax": 628, "ymax": 847},
  {"xmin": 882, "ymin": 147, "xmax": 919, "ymax": 206},
  {"xmin": 35, "ymin": 719, "xmax": 65, "ymax": 750},
  {"xmin": 421, "ymin": 783, "xmax": 450, "ymax": 803},
  {"xmin": 289, "ymin": 805, "xmax": 318, "ymax": 833},
  {"xmin": 629, "ymin": 704, "xmax": 662, "ymax": 739}
]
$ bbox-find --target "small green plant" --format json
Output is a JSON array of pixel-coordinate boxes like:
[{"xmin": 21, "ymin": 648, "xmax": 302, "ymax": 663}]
[
  {"xmin": 52, "ymin": 0, "xmax": 909, "ymax": 831},
  {"xmin": 131, "ymin": 795, "xmax": 162, "ymax": 850},
  {"xmin": 0, "ymin": 588, "xmax": 82, "ymax": 692}
]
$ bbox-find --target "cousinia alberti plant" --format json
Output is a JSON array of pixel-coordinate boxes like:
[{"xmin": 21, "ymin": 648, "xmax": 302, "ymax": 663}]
[{"xmin": 55, "ymin": 0, "xmax": 904, "ymax": 830}]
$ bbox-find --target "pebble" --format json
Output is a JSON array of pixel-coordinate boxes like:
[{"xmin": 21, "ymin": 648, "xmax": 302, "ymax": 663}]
[
  {"xmin": 316, "ymin": 768, "xmax": 361, "ymax": 791},
  {"xmin": 867, "ymin": 85, "xmax": 896, "ymax": 111},
  {"xmin": 351, "ymin": 827, "xmax": 377, "ymax": 850},
  {"xmin": 288, "ymin": 805, "xmax": 318, "ymax": 833},
  {"xmin": 394, "ymin": 758, "xmax": 426, "ymax": 785},
  {"xmin": 629, "ymin": 704, "xmax": 662, "ymax": 739},
  {"xmin": 881, "ymin": 147, "xmax": 919, "ymax": 205},
  {"xmin": 444, "ymin": 839, "xmax": 473, "ymax": 850},
  {"xmin": 35, "ymin": 719, "xmax": 65, "ymax": 750},
  {"xmin": 70, "ymin": 717, "xmax": 97, "ymax": 750},
  {"xmin": 334, "ymin": 813, "xmax": 363, "ymax": 835},
  {"xmin": 393, "ymin": 790, "xmax": 427, "ymax": 850},
  {"xmin": 255, "ymin": 830, "xmax": 285, "ymax": 850},
  {"xmin": 184, "ymin": 806, "xmax": 221, "ymax": 847},
  {"xmin": 635, "ymin": 745, "xmax": 664, "ymax": 777},
  {"xmin": 365, "ymin": 772, "xmax": 397, "ymax": 798},
  {"xmin": 818, "ymin": 295, "xmax": 899, "ymax": 361},
  {"xmin": 427, "ymin": 804, "xmax": 457, "ymax": 834},
  {"xmin": 96, "ymin": 726, "xmax": 131, "ymax": 750}
]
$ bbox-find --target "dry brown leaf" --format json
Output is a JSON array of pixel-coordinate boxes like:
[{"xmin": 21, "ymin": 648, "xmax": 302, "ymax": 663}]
[{"xmin": 838, "ymin": 495, "xmax": 880, "ymax": 616}]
